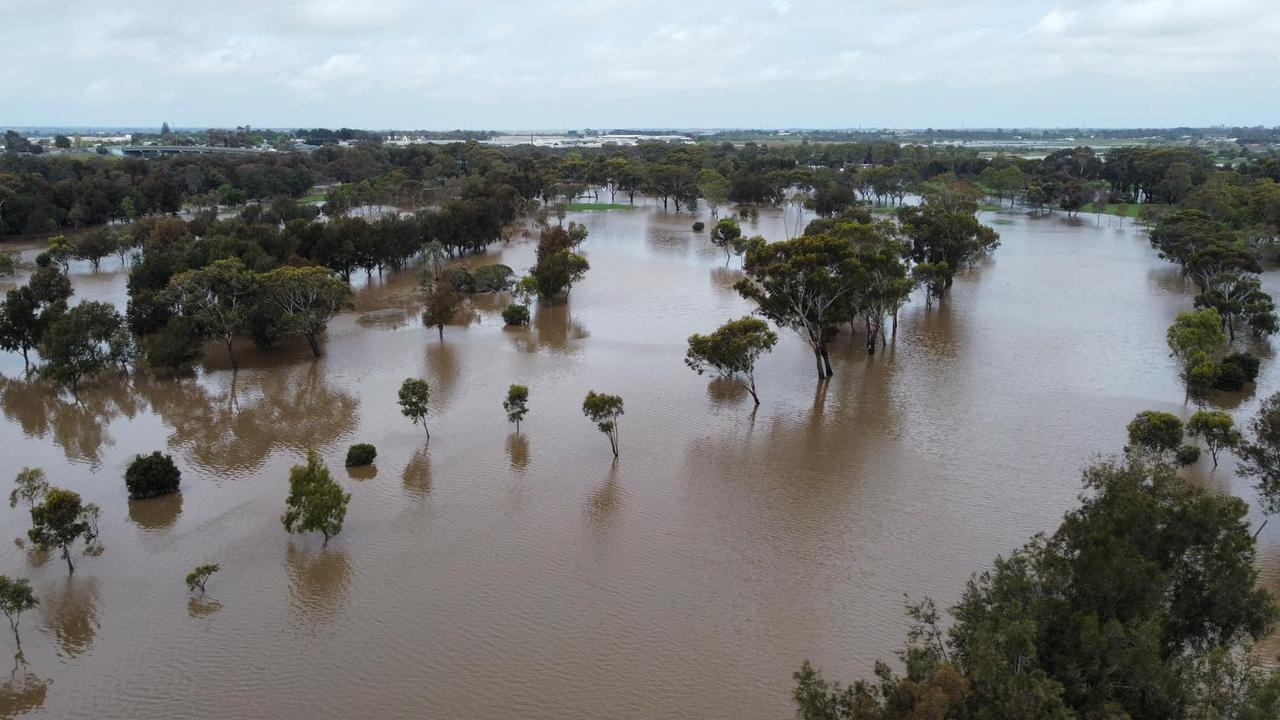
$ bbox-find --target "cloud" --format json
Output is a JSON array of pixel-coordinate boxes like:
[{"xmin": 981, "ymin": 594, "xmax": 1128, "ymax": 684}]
[{"xmin": 1, "ymin": 0, "xmax": 1277, "ymax": 128}]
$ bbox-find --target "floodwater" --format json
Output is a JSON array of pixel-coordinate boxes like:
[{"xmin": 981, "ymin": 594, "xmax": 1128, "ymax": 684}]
[{"xmin": 0, "ymin": 201, "xmax": 1277, "ymax": 719}]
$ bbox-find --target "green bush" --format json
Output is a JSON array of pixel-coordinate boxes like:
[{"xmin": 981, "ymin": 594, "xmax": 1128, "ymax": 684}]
[
  {"xmin": 502, "ymin": 303, "xmax": 530, "ymax": 326},
  {"xmin": 1175, "ymin": 444, "xmax": 1201, "ymax": 467},
  {"xmin": 1214, "ymin": 352, "xmax": 1261, "ymax": 391},
  {"xmin": 692, "ymin": 221, "xmax": 705, "ymax": 232},
  {"xmin": 125, "ymin": 451, "xmax": 181, "ymax": 499},
  {"xmin": 345, "ymin": 443, "xmax": 377, "ymax": 467}
]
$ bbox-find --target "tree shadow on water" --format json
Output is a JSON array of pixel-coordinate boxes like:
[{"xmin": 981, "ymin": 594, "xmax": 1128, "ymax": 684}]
[{"xmin": 0, "ymin": 652, "xmax": 48, "ymax": 718}]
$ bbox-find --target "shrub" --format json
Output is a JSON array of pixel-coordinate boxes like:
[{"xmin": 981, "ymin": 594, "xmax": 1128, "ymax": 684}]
[
  {"xmin": 1214, "ymin": 352, "xmax": 1261, "ymax": 391},
  {"xmin": 1175, "ymin": 444, "xmax": 1201, "ymax": 467},
  {"xmin": 502, "ymin": 303, "xmax": 530, "ymax": 326},
  {"xmin": 345, "ymin": 443, "xmax": 377, "ymax": 467},
  {"xmin": 125, "ymin": 451, "xmax": 181, "ymax": 499},
  {"xmin": 692, "ymin": 221, "xmax": 705, "ymax": 232}
]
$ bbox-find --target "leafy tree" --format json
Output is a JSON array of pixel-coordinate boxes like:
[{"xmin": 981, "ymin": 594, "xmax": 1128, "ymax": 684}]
[
  {"xmin": 8, "ymin": 468, "xmax": 48, "ymax": 510},
  {"xmin": 0, "ymin": 577, "xmax": 36, "ymax": 647},
  {"xmin": 685, "ymin": 317, "xmax": 778, "ymax": 405},
  {"xmin": 1214, "ymin": 352, "xmax": 1262, "ymax": 391},
  {"xmin": 1187, "ymin": 410, "xmax": 1241, "ymax": 467},
  {"xmin": 1237, "ymin": 392, "xmax": 1280, "ymax": 517},
  {"xmin": 420, "ymin": 273, "xmax": 465, "ymax": 341},
  {"xmin": 1166, "ymin": 308, "xmax": 1226, "ymax": 401},
  {"xmin": 28, "ymin": 488, "xmax": 94, "ymax": 573},
  {"xmin": 345, "ymin": 443, "xmax": 376, "ymax": 467},
  {"xmin": 398, "ymin": 378, "xmax": 431, "ymax": 438},
  {"xmin": 53, "ymin": 134, "xmax": 71, "ymax": 149},
  {"xmin": 735, "ymin": 234, "xmax": 860, "ymax": 379},
  {"xmin": 281, "ymin": 450, "xmax": 350, "ymax": 546},
  {"xmin": 0, "ymin": 252, "xmax": 14, "ymax": 276},
  {"xmin": 710, "ymin": 218, "xmax": 743, "ymax": 264},
  {"xmin": 124, "ymin": 451, "xmax": 181, "ymax": 499},
  {"xmin": 528, "ymin": 226, "xmax": 589, "ymax": 298},
  {"xmin": 503, "ymin": 384, "xmax": 529, "ymax": 433},
  {"xmin": 144, "ymin": 316, "xmax": 204, "ymax": 373},
  {"xmin": 1126, "ymin": 410, "xmax": 1185, "ymax": 457},
  {"xmin": 40, "ymin": 301, "xmax": 134, "ymax": 391},
  {"xmin": 45, "ymin": 235, "xmax": 73, "ymax": 271},
  {"xmin": 582, "ymin": 391, "xmax": 624, "ymax": 457},
  {"xmin": 259, "ymin": 265, "xmax": 352, "ymax": 357},
  {"xmin": 185, "ymin": 564, "xmax": 220, "ymax": 595},
  {"xmin": 502, "ymin": 303, "xmax": 530, "ymax": 327},
  {"xmin": 797, "ymin": 456, "xmax": 1280, "ymax": 720},
  {"xmin": 471, "ymin": 264, "xmax": 515, "ymax": 293},
  {"xmin": 899, "ymin": 180, "xmax": 1000, "ymax": 298},
  {"xmin": 167, "ymin": 258, "xmax": 259, "ymax": 369}
]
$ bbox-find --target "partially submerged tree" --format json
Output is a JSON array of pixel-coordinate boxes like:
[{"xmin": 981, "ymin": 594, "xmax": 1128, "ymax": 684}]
[
  {"xmin": 685, "ymin": 317, "xmax": 778, "ymax": 405},
  {"xmin": 582, "ymin": 391, "xmax": 624, "ymax": 458},
  {"xmin": 259, "ymin": 265, "xmax": 352, "ymax": 357},
  {"xmin": 503, "ymin": 384, "xmax": 529, "ymax": 433},
  {"xmin": 1237, "ymin": 392, "xmax": 1280, "ymax": 519},
  {"xmin": 185, "ymin": 564, "xmax": 220, "ymax": 595},
  {"xmin": 8, "ymin": 468, "xmax": 48, "ymax": 510},
  {"xmin": 398, "ymin": 377, "xmax": 431, "ymax": 438},
  {"xmin": 124, "ymin": 451, "xmax": 181, "ymax": 499},
  {"xmin": 1187, "ymin": 410, "xmax": 1241, "ymax": 467},
  {"xmin": 281, "ymin": 450, "xmax": 350, "ymax": 546},
  {"xmin": 27, "ymin": 488, "xmax": 95, "ymax": 573},
  {"xmin": 1166, "ymin": 308, "xmax": 1227, "ymax": 401},
  {"xmin": 0, "ymin": 577, "xmax": 36, "ymax": 647},
  {"xmin": 167, "ymin": 258, "xmax": 258, "ymax": 370},
  {"xmin": 39, "ymin": 301, "xmax": 134, "ymax": 391},
  {"xmin": 710, "ymin": 218, "xmax": 743, "ymax": 264},
  {"xmin": 1126, "ymin": 410, "xmax": 1200, "ymax": 467}
]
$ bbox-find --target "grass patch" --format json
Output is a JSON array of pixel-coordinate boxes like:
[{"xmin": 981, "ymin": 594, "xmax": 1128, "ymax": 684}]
[
  {"xmin": 301, "ymin": 193, "xmax": 326, "ymax": 203},
  {"xmin": 1085, "ymin": 202, "xmax": 1142, "ymax": 218},
  {"xmin": 990, "ymin": 218, "xmax": 1014, "ymax": 225},
  {"xmin": 565, "ymin": 202, "xmax": 631, "ymax": 211},
  {"xmin": 978, "ymin": 202, "xmax": 1005, "ymax": 212}
]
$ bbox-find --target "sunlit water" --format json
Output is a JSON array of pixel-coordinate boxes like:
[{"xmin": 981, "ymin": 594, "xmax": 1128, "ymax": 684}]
[{"xmin": 0, "ymin": 201, "xmax": 1276, "ymax": 718}]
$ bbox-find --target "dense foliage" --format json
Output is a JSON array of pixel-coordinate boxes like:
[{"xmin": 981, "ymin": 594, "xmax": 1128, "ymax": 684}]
[{"xmin": 124, "ymin": 451, "xmax": 181, "ymax": 499}]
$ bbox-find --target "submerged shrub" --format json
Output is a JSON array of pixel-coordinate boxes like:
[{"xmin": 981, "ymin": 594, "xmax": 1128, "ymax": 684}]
[
  {"xmin": 345, "ymin": 443, "xmax": 377, "ymax": 467},
  {"xmin": 125, "ymin": 451, "xmax": 181, "ymax": 499},
  {"xmin": 692, "ymin": 221, "xmax": 705, "ymax": 232},
  {"xmin": 1214, "ymin": 352, "xmax": 1261, "ymax": 391},
  {"xmin": 502, "ymin": 303, "xmax": 530, "ymax": 327},
  {"xmin": 1176, "ymin": 444, "xmax": 1202, "ymax": 467}
]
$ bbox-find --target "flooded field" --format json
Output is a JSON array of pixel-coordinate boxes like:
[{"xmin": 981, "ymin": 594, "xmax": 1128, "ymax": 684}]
[{"xmin": 1, "ymin": 201, "xmax": 1277, "ymax": 719}]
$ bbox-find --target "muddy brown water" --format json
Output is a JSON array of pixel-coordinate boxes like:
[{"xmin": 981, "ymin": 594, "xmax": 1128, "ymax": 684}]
[{"xmin": 0, "ymin": 201, "xmax": 1277, "ymax": 718}]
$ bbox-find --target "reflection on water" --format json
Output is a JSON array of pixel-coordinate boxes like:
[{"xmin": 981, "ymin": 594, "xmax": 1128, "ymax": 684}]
[
  {"xmin": 402, "ymin": 449, "xmax": 432, "ymax": 497},
  {"xmin": 513, "ymin": 301, "xmax": 588, "ymax": 354},
  {"xmin": 584, "ymin": 462, "xmax": 622, "ymax": 529},
  {"xmin": 285, "ymin": 543, "xmax": 352, "ymax": 626},
  {"xmin": 187, "ymin": 597, "xmax": 223, "ymax": 619},
  {"xmin": 0, "ymin": 376, "xmax": 141, "ymax": 464},
  {"xmin": 506, "ymin": 432, "xmax": 530, "ymax": 471},
  {"xmin": 127, "ymin": 492, "xmax": 183, "ymax": 530},
  {"xmin": 38, "ymin": 576, "xmax": 99, "ymax": 658},
  {"xmin": 0, "ymin": 652, "xmax": 48, "ymax": 718},
  {"xmin": 346, "ymin": 464, "xmax": 378, "ymax": 480},
  {"xmin": 136, "ymin": 364, "xmax": 359, "ymax": 477}
]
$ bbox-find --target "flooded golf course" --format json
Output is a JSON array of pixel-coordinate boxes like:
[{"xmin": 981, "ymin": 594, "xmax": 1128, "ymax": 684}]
[{"xmin": 1, "ymin": 201, "xmax": 1277, "ymax": 719}]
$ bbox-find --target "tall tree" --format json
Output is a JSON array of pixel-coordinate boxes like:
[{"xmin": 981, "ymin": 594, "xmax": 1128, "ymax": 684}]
[
  {"xmin": 582, "ymin": 391, "xmax": 624, "ymax": 458},
  {"xmin": 167, "ymin": 258, "xmax": 259, "ymax": 369},
  {"xmin": 259, "ymin": 266, "xmax": 352, "ymax": 357},
  {"xmin": 40, "ymin": 301, "xmax": 135, "ymax": 391},
  {"xmin": 503, "ymin": 384, "xmax": 529, "ymax": 433},
  {"xmin": 398, "ymin": 378, "xmax": 431, "ymax": 438},
  {"xmin": 281, "ymin": 450, "xmax": 350, "ymax": 546},
  {"xmin": 28, "ymin": 488, "xmax": 95, "ymax": 574},
  {"xmin": 0, "ymin": 577, "xmax": 36, "ymax": 647}
]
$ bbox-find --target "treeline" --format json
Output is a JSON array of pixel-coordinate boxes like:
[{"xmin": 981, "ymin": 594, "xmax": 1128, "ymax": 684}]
[{"xmin": 6, "ymin": 136, "xmax": 1279, "ymax": 239}]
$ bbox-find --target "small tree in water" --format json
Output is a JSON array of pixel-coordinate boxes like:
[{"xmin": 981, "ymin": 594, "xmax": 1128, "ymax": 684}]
[
  {"xmin": 582, "ymin": 391, "xmax": 624, "ymax": 458},
  {"xmin": 1187, "ymin": 410, "xmax": 1241, "ymax": 467},
  {"xmin": 281, "ymin": 450, "xmax": 350, "ymax": 546},
  {"xmin": 398, "ymin": 378, "xmax": 431, "ymax": 438},
  {"xmin": 8, "ymin": 468, "xmax": 48, "ymax": 510},
  {"xmin": 185, "ymin": 564, "xmax": 220, "ymax": 595},
  {"xmin": 503, "ymin": 384, "xmax": 530, "ymax": 433},
  {"xmin": 0, "ymin": 577, "xmax": 36, "ymax": 648},
  {"xmin": 27, "ymin": 488, "xmax": 94, "ymax": 573},
  {"xmin": 685, "ymin": 317, "xmax": 778, "ymax": 406}
]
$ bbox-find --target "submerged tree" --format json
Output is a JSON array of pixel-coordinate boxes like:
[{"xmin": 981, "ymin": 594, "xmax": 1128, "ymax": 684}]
[
  {"xmin": 710, "ymin": 218, "xmax": 743, "ymax": 264},
  {"xmin": 281, "ymin": 450, "xmax": 350, "ymax": 546},
  {"xmin": 398, "ymin": 378, "xmax": 431, "ymax": 438},
  {"xmin": 8, "ymin": 469, "xmax": 48, "ymax": 511},
  {"xmin": 1237, "ymin": 392, "xmax": 1280, "ymax": 519},
  {"xmin": 1166, "ymin": 308, "xmax": 1227, "ymax": 401},
  {"xmin": 1187, "ymin": 410, "xmax": 1241, "ymax": 467},
  {"xmin": 582, "ymin": 391, "xmax": 624, "ymax": 458},
  {"xmin": 185, "ymin": 564, "xmax": 221, "ymax": 595},
  {"xmin": 259, "ymin": 265, "xmax": 352, "ymax": 357},
  {"xmin": 27, "ymin": 488, "xmax": 94, "ymax": 574},
  {"xmin": 167, "ymin": 258, "xmax": 258, "ymax": 370},
  {"xmin": 899, "ymin": 178, "xmax": 1000, "ymax": 299},
  {"xmin": 40, "ymin": 301, "xmax": 135, "ymax": 391},
  {"xmin": 685, "ymin": 317, "xmax": 778, "ymax": 405},
  {"xmin": 503, "ymin": 384, "xmax": 529, "ymax": 433},
  {"xmin": 0, "ymin": 577, "xmax": 36, "ymax": 647}
]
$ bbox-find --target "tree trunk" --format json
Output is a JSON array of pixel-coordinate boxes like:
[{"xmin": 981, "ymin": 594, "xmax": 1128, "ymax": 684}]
[
  {"xmin": 820, "ymin": 344, "xmax": 833, "ymax": 377},
  {"xmin": 747, "ymin": 375, "xmax": 760, "ymax": 406},
  {"xmin": 63, "ymin": 547, "xmax": 74, "ymax": 574},
  {"xmin": 813, "ymin": 347, "xmax": 826, "ymax": 379},
  {"xmin": 437, "ymin": 325, "xmax": 444, "ymax": 341},
  {"xmin": 305, "ymin": 333, "xmax": 321, "ymax": 358},
  {"xmin": 226, "ymin": 339, "xmax": 238, "ymax": 370}
]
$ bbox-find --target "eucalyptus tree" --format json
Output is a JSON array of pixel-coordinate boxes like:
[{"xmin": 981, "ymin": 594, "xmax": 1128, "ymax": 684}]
[
  {"xmin": 398, "ymin": 378, "xmax": 431, "ymax": 438},
  {"xmin": 259, "ymin": 265, "xmax": 352, "ymax": 357},
  {"xmin": 503, "ymin": 384, "xmax": 530, "ymax": 432},
  {"xmin": 167, "ymin": 258, "xmax": 259, "ymax": 369},
  {"xmin": 0, "ymin": 577, "xmax": 36, "ymax": 647},
  {"xmin": 1187, "ymin": 410, "xmax": 1241, "ymax": 467},
  {"xmin": 281, "ymin": 450, "xmax": 350, "ymax": 546},
  {"xmin": 685, "ymin": 317, "xmax": 777, "ymax": 405},
  {"xmin": 28, "ymin": 488, "xmax": 96, "ymax": 573},
  {"xmin": 582, "ymin": 391, "xmax": 624, "ymax": 458},
  {"xmin": 899, "ymin": 179, "xmax": 1000, "ymax": 299}
]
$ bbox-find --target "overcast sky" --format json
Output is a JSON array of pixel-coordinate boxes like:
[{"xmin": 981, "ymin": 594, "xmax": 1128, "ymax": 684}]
[{"xmin": 3, "ymin": 0, "xmax": 1278, "ymax": 130}]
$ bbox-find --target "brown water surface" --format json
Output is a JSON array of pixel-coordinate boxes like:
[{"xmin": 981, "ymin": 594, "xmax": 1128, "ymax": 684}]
[{"xmin": 1, "ymin": 203, "xmax": 1277, "ymax": 719}]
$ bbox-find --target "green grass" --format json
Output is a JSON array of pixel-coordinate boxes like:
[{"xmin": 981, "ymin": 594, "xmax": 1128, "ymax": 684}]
[
  {"xmin": 565, "ymin": 202, "xmax": 631, "ymax": 211},
  {"xmin": 1085, "ymin": 202, "xmax": 1142, "ymax": 218},
  {"xmin": 301, "ymin": 193, "xmax": 326, "ymax": 203},
  {"xmin": 978, "ymin": 202, "xmax": 1005, "ymax": 212},
  {"xmin": 990, "ymin": 218, "xmax": 1014, "ymax": 225}
]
